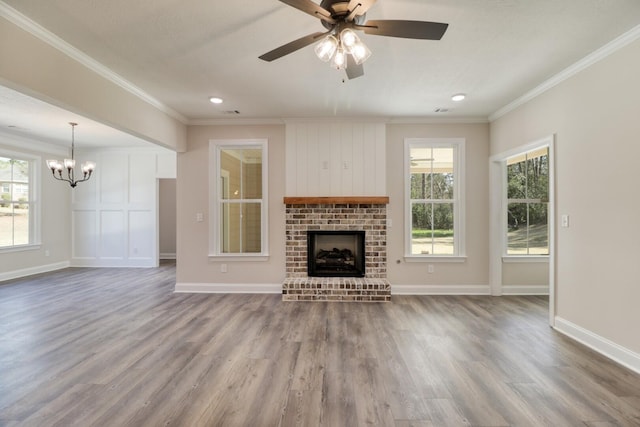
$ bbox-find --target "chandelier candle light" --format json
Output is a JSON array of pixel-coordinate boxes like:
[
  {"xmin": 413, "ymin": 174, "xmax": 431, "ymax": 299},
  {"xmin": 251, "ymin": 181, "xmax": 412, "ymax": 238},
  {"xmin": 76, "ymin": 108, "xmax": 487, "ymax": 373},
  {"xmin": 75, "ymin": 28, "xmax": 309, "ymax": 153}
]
[{"xmin": 46, "ymin": 122, "xmax": 96, "ymax": 188}]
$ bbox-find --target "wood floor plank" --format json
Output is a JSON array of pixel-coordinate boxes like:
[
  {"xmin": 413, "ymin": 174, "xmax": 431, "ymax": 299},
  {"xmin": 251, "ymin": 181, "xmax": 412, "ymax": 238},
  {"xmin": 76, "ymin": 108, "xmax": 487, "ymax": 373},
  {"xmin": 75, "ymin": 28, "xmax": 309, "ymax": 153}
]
[{"xmin": 1, "ymin": 264, "xmax": 640, "ymax": 426}]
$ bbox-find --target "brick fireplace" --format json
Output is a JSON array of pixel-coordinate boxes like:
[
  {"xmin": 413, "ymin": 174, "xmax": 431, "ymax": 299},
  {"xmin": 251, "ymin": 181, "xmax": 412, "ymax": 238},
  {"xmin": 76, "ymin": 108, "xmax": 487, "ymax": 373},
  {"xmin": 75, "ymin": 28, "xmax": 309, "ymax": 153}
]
[{"xmin": 283, "ymin": 197, "xmax": 390, "ymax": 302}]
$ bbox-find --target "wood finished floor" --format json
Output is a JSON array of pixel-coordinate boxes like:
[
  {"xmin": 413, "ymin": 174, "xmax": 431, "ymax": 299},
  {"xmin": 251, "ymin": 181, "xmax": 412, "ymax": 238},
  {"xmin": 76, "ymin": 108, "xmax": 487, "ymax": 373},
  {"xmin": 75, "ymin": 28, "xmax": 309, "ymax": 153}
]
[{"xmin": 1, "ymin": 262, "xmax": 639, "ymax": 426}]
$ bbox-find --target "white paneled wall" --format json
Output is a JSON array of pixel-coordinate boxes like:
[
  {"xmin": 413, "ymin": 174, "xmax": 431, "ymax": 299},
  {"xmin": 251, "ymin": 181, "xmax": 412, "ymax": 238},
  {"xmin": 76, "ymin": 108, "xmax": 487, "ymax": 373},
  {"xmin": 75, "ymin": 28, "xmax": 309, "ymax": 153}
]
[
  {"xmin": 71, "ymin": 148, "xmax": 176, "ymax": 267},
  {"xmin": 285, "ymin": 121, "xmax": 386, "ymax": 196}
]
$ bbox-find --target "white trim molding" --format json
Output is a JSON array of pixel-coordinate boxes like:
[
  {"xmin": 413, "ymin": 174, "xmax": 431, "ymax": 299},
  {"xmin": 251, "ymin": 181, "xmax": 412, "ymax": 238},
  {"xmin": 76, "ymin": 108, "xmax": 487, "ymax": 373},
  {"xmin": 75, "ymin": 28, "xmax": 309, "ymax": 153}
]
[
  {"xmin": 501, "ymin": 285, "xmax": 549, "ymax": 295},
  {"xmin": 174, "ymin": 282, "xmax": 281, "ymax": 294},
  {"xmin": 490, "ymin": 24, "xmax": 640, "ymax": 121},
  {"xmin": 159, "ymin": 252, "xmax": 176, "ymax": 260},
  {"xmin": 554, "ymin": 317, "xmax": 640, "ymax": 375},
  {"xmin": 0, "ymin": 261, "xmax": 70, "ymax": 282},
  {"xmin": 392, "ymin": 284, "xmax": 491, "ymax": 295}
]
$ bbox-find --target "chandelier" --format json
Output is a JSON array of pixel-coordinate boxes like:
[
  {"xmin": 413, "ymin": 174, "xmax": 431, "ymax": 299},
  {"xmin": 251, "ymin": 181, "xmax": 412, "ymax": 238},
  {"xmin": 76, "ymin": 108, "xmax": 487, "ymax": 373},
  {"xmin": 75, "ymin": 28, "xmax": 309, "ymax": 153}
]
[
  {"xmin": 314, "ymin": 28, "xmax": 371, "ymax": 70},
  {"xmin": 46, "ymin": 122, "xmax": 95, "ymax": 188}
]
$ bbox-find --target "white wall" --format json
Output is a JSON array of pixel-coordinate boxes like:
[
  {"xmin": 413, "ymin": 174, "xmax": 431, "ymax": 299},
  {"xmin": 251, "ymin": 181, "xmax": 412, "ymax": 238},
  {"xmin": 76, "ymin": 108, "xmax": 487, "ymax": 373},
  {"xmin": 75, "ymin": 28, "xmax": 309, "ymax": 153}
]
[
  {"xmin": 71, "ymin": 148, "xmax": 176, "ymax": 267},
  {"xmin": 491, "ymin": 37, "xmax": 640, "ymax": 359},
  {"xmin": 285, "ymin": 121, "xmax": 386, "ymax": 196}
]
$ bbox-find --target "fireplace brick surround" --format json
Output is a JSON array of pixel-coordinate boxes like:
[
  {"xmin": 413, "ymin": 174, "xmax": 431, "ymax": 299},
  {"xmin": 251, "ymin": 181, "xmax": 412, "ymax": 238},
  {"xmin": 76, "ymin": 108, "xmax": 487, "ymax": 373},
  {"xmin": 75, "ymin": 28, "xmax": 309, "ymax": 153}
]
[{"xmin": 283, "ymin": 197, "xmax": 390, "ymax": 302}]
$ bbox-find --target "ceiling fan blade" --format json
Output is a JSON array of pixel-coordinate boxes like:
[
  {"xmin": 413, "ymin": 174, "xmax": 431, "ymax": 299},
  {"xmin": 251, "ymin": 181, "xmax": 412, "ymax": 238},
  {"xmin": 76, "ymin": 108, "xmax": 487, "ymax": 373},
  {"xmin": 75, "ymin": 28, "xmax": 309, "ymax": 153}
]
[
  {"xmin": 279, "ymin": 0, "xmax": 336, "ymax": 23},
  {"xmin": 346, "ymin": 56, "xmax": 364, "ymax": 80},
  {"xmin": 346, "ymin": 0, "xmax": 377, "ymax": 20},
  {"xmin": 259, "ymin": 31, "xmax": 328, "ymax": 62},
  {"xmin": 362, "ymin": 20, "xmax": 448, "ymax": 40}
]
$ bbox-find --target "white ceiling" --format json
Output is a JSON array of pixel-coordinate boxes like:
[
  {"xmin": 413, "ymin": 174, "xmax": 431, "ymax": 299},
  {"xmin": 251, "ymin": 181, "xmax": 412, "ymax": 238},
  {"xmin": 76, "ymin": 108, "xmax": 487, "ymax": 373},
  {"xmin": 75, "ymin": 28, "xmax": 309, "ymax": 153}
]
[{"xmin": 1, "ymin": 0, "xmax": 640, "ymax": 146}]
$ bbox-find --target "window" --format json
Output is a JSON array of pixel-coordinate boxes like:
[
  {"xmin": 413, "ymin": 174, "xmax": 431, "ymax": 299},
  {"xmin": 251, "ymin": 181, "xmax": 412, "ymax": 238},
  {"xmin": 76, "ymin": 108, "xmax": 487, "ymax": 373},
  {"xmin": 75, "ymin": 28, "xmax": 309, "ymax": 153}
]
[
  {"xmin": 210, "ymin": 139, "xmax": 268, "ymax": 258},
  {"xmin": 0, "ymin": 153, "xmax": 39, "ymax": 249},
  {"xmin": 506, "ymin": 146, "xmax": 549, "ymax": 255},
  {"xmin": 405, "ymin": 138, "xmax": 464, "ymax": 258}
]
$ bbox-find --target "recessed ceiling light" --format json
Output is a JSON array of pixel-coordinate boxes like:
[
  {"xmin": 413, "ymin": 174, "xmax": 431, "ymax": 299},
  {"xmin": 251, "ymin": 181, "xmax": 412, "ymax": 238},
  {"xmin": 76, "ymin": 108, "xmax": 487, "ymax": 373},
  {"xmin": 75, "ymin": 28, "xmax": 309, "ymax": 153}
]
[
  {"xmin": 451, "ymin": 93, "xmax": 466, "ymax": 102},
  {"xmin": 209, "ymin": 97, "xmax": 223, "ymax": 104}
]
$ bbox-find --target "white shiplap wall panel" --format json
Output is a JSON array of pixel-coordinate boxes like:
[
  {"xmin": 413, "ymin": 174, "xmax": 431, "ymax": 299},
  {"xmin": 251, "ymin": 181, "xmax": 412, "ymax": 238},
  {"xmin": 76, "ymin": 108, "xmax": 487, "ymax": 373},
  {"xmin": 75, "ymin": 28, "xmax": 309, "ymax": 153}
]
[{"xmin": 285, "ymin": 121, "xmax": 386, "ymax": 196}]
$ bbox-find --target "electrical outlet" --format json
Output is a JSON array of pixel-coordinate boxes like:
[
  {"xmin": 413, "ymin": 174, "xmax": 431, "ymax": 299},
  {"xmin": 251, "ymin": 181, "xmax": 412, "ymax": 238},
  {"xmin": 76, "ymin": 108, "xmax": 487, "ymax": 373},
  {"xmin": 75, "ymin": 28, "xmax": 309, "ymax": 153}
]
[
  {"xmin": 221, "ymin": 263, "xmax": 228, "ymax": 273},
  {"xmin": 196, "ymin": 213, "xmax": 204, "ymax": 222},
  {"xmin": 428, "ymin": 264, "xmax": 434, "ymax": 274}
]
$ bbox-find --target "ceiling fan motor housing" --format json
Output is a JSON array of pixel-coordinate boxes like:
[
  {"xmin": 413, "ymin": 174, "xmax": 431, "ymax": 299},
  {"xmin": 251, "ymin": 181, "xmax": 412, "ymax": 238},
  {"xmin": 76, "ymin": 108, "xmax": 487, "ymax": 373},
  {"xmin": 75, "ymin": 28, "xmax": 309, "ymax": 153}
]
[{"xmin": 320, "ymin": 0, "xmax": 367, "ymax": 29}]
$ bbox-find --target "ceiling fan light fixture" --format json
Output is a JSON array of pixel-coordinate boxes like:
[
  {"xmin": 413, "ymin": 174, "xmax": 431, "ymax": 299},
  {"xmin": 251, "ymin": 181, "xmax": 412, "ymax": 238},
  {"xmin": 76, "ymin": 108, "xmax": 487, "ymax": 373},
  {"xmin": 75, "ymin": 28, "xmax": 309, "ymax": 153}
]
[
  {"xmin": 315, "ymin": 35, "xmax": 339, "ymax": 62},
  {"xmin": 332, "ymin": 47, "xmax": 347, "ymax": 70},
  {"xmin": 340, "ymin": 28, "xmax": 359, "ymax": 54},
  {"xmin": 352, "ymin": 41, "xmax": 372, "ymax": 65}
]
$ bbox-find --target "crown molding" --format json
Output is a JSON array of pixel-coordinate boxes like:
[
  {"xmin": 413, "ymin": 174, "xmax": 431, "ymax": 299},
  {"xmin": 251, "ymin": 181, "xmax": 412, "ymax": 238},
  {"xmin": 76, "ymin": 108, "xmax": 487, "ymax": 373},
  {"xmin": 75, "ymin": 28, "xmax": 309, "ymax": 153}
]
[
  {"xmin": 388, "ymin": 116, "xmax": 489, "ymax": 124},
  {"xmin": 0, "ymin": 1, "xmax": 188, "ymax": 125},
  {"xmin": 188, "ymin": 118, "xmax": 285, "ymax": 126},
  {"xmin": 489, "ymin": 24, "xmax": 640, "ymax": 122}
]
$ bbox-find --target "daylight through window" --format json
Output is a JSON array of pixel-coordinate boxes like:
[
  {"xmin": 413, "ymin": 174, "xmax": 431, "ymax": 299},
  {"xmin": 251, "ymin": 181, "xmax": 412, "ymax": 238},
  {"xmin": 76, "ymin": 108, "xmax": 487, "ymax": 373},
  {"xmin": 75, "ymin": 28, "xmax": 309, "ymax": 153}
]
[
  {"xmin": 506, "ymin": 147, "xmax": 549, "ymax": 255},
  {"xmin": 406, "ymin": 139, "xmax": 464, "ymax": 257},
  {"xmin": 0, "ymin": 155, "xmax": 34, "ymax": 248}
]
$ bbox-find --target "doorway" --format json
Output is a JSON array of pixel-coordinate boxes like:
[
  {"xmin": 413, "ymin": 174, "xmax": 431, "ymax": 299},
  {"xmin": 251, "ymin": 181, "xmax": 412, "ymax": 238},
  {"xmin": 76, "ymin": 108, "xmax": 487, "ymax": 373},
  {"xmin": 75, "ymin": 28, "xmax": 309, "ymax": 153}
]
[{"xmin": 489, "ymin": 135, "xmax": 556, "ymax": 326}]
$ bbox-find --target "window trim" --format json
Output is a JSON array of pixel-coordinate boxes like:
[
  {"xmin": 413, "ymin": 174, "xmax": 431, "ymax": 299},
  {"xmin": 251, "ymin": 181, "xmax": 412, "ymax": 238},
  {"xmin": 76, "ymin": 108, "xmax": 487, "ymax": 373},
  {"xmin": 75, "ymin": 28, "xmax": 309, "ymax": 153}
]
[
  {"xmin": 0, "ymin": 149, "xmax": 41, "ymax": 253},
  {"xmin": 403, "ymin": 137, "xmax": 465, "ymax": 260},
  {"xmin": 208, "ymin": 139, "xmax": 269, "ymax": 260}
]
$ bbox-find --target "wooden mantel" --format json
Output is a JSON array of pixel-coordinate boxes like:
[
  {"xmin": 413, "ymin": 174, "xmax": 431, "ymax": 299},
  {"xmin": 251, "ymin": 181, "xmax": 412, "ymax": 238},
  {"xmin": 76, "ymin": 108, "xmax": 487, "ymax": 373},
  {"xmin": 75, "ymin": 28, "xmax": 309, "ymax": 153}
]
[{"xmin": 283, "ymin": 196, "xmax": 389, "ymax": 205}]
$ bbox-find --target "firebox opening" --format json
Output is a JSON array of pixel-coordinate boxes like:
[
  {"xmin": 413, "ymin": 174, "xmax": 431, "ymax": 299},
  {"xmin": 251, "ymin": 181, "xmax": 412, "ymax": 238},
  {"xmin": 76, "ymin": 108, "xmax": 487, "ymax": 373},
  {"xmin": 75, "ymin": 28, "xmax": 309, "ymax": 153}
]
[{"xmin": 307, "ymin": 230, "xmax": 365, "ymax": 277}]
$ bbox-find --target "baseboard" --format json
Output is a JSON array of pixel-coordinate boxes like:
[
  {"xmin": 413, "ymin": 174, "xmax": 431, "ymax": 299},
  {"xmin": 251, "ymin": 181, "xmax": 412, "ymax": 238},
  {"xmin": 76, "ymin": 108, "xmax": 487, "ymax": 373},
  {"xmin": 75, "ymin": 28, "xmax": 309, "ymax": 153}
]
[
  {"xmin": 160, "ymin": 252, "xmax": 176, "ymax": 260},
  {"xmin": 392, "ymin": 284, "xmax": 491, "ymax": 295},
  {"xmin": 70, "ymin": 258, "xmax": 156, "ymax": 268},
  {"xmin": 174, "ymin": 282, "xmax": 282, "ymax": 294},
  {"xmin": 554, "ymin": 317, "xmax": 640, "ymax": 375},
  {"xmin": 0, "ymin": 261, "xmax": 70, "ymax": 282},
  {"xmin": 501, "ymin": 285, "xmax": 549, "ymax": 295}
]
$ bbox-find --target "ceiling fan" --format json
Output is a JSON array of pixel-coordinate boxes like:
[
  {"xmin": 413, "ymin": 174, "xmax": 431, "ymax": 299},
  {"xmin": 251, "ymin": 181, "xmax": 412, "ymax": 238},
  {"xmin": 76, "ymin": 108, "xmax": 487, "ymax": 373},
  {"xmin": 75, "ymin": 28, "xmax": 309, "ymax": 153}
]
[{"xmin": 259, "ymin": 0, "xmax": 448, "ymax": 80}]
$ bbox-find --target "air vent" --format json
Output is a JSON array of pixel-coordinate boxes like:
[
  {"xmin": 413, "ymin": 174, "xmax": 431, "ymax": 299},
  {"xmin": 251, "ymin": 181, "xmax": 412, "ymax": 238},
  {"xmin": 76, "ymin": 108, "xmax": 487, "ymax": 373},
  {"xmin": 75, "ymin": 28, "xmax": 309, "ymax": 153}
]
[
  {"xmin": 223, "ymin": 110, "xmax": 240, "ymax": 115},
  {"xmin": 434, "ymin": 108, "xmax": 449, "ymax": 113}
]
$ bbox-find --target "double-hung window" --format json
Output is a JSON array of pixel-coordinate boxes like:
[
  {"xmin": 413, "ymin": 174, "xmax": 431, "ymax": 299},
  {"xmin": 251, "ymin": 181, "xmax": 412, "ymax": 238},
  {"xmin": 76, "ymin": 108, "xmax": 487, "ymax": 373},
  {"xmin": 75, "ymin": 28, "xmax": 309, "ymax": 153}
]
[
  {"xmin": 405, "ymin": 138, "xmax": 464, "ymax": 258},
  {"xmin": 506, "ymin": 147, "xmax": 549, "ymax": 255},
  {"xmin": 0, "ymin": 152, "xmax": 39, "ymax": 250},
  {"xmin": 209, "ymin": 139, "xmax": 268, "ymax": 258}
]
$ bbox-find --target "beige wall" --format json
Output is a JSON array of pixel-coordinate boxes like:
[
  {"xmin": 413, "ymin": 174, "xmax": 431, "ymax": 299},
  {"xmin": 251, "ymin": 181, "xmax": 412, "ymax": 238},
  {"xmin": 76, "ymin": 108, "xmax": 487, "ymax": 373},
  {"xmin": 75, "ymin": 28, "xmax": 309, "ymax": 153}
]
[
  {"xmin": 491, "ymin": 39, "xmax": 640, "ymax": 353},
  {"xmin": 0, "ymin": 138, "xmax": 71, "ymax": 277},
  {"xmin": 177, "ymin": 125, "xmax": 286, "ymax": 284},
  {"xmin": 178, "ymin": 122, "xmax": 490, "ymax": 288},
  {"xmin": 385, "ymin": 123, "xmax": 491, "ymax": 286},
  {"xmin": 0, "ymin": 16, "xmax": 186, "ymax": 152},
  {"xmin": 159, "ymin": 179, "xmax": 177, "ymax": 257}
]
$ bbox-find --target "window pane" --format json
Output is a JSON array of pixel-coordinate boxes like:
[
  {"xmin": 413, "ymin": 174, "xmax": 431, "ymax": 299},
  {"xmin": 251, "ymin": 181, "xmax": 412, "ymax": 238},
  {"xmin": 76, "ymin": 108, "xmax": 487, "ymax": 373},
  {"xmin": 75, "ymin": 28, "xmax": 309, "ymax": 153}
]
[
  {"xmin": 411, "ymin": 202, "xmax": 433, "ymax": 255},
  {"xmin": 13, "ymin": 203, "xmax": 29, "ymax": 245},
  {"xmin": 220, "ymin": 150, "xmax": 242, "ymax": 200},
  {"xmin": 13, "ymin": 160, "xmax": 29, "ymax": 183},
  {"xmin": 222, "ymin": 202, "xmax": 241, "ymax": 253},
  {"xmin": 526, "ymin": 150, "xmax": 548, "ymax": 200},
  {"xmin": 0, "ymin": 206, "xmax": 13, "ymax": 246},
  {"xmin": 433, "ymin": 203, "xmax": 454, "ymax": 255},
  {"xmin": 243, "ymin": 152, "xmax": 262, "ymax": 199},
  {"xmin": 507, "ymin": 202, "xmax": 527, "ymax": 254},
  {"xmin": 410, "ymin": 172, "xmax": 431, "ymax": 199},
  {"xmin": 528, "ymin": 203, "xmax": 548, "ymax": 255},
  {"xmin": 243, "ymin": 203, "xmax": 261, "ymax": 253},
  {"xmin": 507, "ymin": 160, "xmax": 526, "ymax": 199}
]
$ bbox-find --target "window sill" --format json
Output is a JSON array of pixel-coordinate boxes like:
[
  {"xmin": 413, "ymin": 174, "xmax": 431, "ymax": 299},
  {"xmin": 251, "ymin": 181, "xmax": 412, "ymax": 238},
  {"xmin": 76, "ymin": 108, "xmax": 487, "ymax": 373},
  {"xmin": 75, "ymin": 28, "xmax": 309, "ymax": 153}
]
[
  {"xmin": 502, "ymin": 255, "xmax": 549, "ymax": 263},
  {"xmin": 209, "ymin": 254, "xmax": 269, "ymax": 262},
  {"xmin": 0, "ymin": 243, "xmax": 42, "ymax": 254},
  {"xmin": 404, "ymin": 255, "xmax": 466, "ymax": 263}
]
